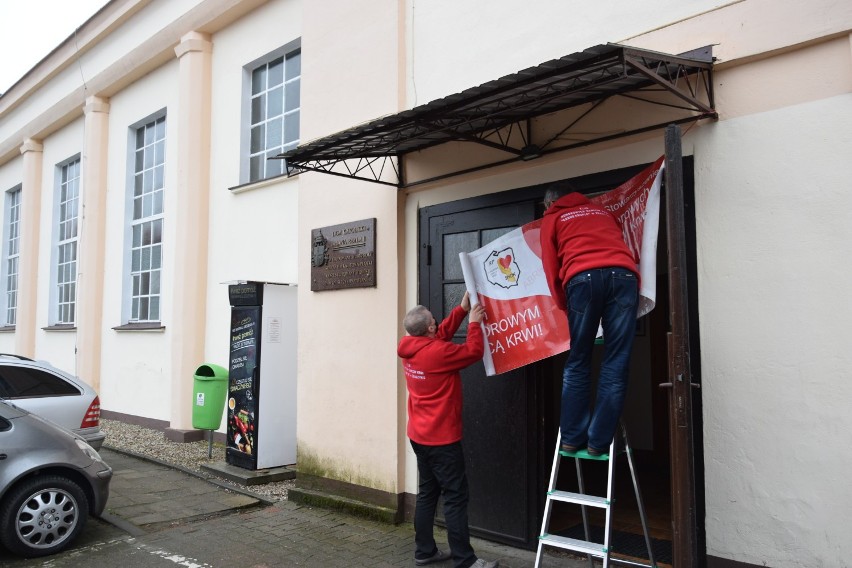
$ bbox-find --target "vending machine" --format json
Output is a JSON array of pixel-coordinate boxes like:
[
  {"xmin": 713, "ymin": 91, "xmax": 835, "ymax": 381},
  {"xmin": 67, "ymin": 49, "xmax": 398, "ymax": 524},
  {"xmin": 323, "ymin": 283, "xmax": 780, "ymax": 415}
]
[{"xmin": 226, "ymin": 281, "xmax": 297, "ymax": 470}]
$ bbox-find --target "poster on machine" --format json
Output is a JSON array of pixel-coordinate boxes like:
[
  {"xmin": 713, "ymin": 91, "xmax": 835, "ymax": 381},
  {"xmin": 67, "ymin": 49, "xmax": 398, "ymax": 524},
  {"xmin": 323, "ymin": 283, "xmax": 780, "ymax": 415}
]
[
  {"xmin": 227, "ymin": 306, "xmax": 260, "ymax": 467},
  {"xmin": 460, "ymin": 156, "xmax": 665, "ymax": 376}
]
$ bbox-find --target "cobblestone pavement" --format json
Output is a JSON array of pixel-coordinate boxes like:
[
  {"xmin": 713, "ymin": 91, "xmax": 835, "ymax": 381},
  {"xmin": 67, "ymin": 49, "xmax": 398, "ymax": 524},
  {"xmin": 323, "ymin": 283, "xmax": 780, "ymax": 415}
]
[{"xmin": 0, "ymin": 449, "xmax": 587, "ymax": 567}]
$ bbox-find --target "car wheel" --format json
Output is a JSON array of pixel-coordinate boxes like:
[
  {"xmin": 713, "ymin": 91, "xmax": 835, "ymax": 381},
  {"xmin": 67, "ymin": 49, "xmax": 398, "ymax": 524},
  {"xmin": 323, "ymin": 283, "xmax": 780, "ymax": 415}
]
[{"xmin": 0, "ymin": 475, "xmax": 88, "ymax": 558}]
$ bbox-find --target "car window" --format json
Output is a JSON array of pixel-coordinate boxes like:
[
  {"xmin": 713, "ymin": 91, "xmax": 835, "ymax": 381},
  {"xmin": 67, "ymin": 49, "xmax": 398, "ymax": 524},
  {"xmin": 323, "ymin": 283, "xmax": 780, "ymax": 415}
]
[
  {"xmin": 0, "ymin": 367, "xmax": 81, "ymax": 398},
  {"xmin": 0, "ymin": 416, "xmax": 9, "ymax": 431}
]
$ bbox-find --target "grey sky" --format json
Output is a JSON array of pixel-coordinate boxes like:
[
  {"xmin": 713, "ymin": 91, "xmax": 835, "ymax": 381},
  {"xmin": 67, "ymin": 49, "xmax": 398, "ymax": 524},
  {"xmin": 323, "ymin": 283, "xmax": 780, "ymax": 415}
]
[{"xmin": 0, "ymin": 0, "xmax": 108, "ymax": 93}]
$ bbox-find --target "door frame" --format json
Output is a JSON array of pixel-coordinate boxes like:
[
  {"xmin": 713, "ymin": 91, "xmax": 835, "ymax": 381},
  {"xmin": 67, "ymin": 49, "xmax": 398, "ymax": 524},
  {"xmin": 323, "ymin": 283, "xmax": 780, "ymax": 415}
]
[{"xmin": 663, "ymin": 126, "xmax": 704, "ymax": 565}]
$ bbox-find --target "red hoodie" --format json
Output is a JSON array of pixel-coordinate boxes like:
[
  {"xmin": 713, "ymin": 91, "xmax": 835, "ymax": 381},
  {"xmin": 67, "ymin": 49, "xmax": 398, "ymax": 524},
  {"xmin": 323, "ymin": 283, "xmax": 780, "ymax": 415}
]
[
  {"xmin": 398, "ymin": 306, "xmax": 484, "ymax": 445},
  {"xmin": 540, "ymin": 193, "xmax": 638, "ymax": 309}
]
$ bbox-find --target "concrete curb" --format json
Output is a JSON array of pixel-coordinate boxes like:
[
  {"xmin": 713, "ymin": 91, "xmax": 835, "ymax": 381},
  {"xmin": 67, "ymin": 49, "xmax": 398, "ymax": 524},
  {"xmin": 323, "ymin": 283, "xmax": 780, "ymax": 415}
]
[
  {"xmin": 98, "ymin": 511, "xmax": 147, "ymax": 537},
  {"xmin": 102, "ymin": 445, "xmax": 278, "ymax": 507}
]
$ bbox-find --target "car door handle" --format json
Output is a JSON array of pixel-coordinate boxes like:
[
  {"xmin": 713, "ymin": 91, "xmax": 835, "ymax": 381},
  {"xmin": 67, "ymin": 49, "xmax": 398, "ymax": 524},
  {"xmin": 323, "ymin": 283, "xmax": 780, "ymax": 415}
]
[{"xmin": 0, "ymin": 454, "xmax": 6, "ymax": 460}]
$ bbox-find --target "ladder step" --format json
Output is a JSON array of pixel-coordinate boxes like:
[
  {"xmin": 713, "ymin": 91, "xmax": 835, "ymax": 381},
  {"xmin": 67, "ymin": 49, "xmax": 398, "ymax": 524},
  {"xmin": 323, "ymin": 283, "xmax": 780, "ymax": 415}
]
[
  {"xmin": 539, "ymin": 533, "xmax": 606, "ymax": 557},
  {"xmin": 537, "ymin": 425, "xmax": 656, "ymax": 568},
  {"xmin": 547, "ymin": 489, "xmax": 609, "ymax": 508},
  {"xmin": 560, "ymin": 448, "xmax": 611, "ymax": 460}
]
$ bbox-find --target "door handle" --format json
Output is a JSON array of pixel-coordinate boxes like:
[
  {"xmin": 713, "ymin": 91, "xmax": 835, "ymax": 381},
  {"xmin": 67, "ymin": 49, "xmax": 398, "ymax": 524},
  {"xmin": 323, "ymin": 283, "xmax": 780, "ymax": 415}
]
[
  {"xmin": 0, "ymin": 454, "xmax": 6, "ymax": 460},
  {"xmin": 658, "ymin": 375, "xmax": 700, "ymax": 389}
]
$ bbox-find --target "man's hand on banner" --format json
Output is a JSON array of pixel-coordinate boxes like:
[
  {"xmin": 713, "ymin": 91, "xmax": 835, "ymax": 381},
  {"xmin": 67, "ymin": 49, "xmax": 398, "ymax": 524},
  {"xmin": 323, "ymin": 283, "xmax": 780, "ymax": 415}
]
[
  {"xmin": 461, "ymin": 291, "xmax": 471, "ymax": 312},
  {"xmin": 469, "ymin": 303, "xmax": 485, "ymax": 324}
]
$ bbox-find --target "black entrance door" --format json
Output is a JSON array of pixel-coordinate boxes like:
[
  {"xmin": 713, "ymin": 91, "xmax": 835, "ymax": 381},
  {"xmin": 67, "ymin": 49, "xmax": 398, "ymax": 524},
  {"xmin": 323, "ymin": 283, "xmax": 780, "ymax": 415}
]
[{"xmin": 419, "ymin": 198, "xmax": 557, "ymax": 548}]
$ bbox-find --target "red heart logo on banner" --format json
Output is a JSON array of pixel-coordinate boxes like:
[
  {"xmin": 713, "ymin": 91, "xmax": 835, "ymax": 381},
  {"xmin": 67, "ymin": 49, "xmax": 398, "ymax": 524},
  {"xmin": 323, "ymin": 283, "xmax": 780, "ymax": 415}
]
[{"xmin": 498, "ymin": 255, "xmax": 512, "ymax": 269}]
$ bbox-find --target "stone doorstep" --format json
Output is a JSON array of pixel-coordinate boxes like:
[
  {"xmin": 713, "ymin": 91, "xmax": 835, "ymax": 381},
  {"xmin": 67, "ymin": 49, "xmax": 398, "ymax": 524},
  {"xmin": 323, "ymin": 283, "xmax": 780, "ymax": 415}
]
[
  {"xmin": 287, "ymin": 486, "xmax": 400, "ymax": 525},
  {"xmin": 200, "ymin": 460, "xmax": 296, "ymax": 485}
]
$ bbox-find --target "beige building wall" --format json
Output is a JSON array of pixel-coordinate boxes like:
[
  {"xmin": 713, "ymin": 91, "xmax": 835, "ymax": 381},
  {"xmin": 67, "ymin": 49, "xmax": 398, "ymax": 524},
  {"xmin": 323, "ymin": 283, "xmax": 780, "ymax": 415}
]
[
  {"xmin": 97, "ymin": 61, "xmax": 179, "ymax": 421},
  {"xmin": 693, "ymin": 93, "xmax": 852, "ymax": 567},
  {"xmin": 205, "ymin": 0, "xmax": 302, "ymax": 368},
  {"xmin": 32, "ymin": 117, "xmax": 85, "ymax": 374},
  {"xmin": 295, "ymin": 0, "xmax": 407, "ymax": 497}
]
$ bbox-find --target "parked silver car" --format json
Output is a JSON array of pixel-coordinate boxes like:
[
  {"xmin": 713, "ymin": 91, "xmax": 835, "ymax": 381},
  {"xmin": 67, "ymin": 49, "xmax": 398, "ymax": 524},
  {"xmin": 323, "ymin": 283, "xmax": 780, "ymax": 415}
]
[
  {"xmin": 0, "ymin": 354, "xmax": 105, "ymax": 450},
  {"xmin": 0, "ymin": 400, "xmax": 112, "ymax": 558}
]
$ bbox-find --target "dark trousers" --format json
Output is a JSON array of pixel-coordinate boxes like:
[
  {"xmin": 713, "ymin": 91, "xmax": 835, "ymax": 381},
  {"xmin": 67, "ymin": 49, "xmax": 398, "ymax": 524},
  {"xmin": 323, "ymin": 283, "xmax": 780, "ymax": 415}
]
[
  {"xmin": 561, "ymin": 267, "xmax": 639, "ymax": 450},
  {"xmin": 410, "ymin": 440, "xmax": 477, "ymax": 568}
]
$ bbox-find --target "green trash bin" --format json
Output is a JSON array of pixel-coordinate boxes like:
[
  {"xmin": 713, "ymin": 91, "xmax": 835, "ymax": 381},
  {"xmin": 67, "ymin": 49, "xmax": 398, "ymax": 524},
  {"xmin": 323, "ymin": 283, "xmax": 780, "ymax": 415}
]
[{"xmin": 192, "ymin": 363, "xmax": 229, "ymax": 430}]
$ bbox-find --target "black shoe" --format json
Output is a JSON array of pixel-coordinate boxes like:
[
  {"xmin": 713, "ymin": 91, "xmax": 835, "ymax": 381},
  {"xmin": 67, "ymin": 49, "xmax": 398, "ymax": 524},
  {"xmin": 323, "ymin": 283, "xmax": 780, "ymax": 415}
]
[
  {"xmin": 586, "ymin": 446, "xmax": 606, "ymax": 457},
  {"xmin": 416, "ymin": 549, "xmax": 451, "ymax": 565},
  {"xmin": 560, "ymin": 442, "xmax": 579, "ymax": 454}
]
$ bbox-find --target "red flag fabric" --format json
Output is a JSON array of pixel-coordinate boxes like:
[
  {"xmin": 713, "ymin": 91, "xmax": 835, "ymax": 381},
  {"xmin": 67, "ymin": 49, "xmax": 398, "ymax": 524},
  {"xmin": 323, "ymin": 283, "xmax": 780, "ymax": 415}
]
[{"xmin": 460, "ymin": 157, "xmax": 665, "ymax": 375}]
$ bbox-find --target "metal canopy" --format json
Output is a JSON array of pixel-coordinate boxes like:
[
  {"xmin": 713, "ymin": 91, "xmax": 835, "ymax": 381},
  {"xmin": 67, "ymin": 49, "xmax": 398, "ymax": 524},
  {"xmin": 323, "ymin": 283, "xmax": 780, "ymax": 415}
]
[{"xmin": 277, "ymin": 43, "xmax": 716, "ymax": 188}]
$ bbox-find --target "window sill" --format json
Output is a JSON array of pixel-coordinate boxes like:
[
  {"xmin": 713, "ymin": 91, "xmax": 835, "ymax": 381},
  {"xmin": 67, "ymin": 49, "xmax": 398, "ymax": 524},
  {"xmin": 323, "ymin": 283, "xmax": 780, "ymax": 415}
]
[
  {"xmin": 112, "ymin": 322, "xmax": 165, "ymax": 332},
  {"xmin": 43, "ymin": 325, "xmax": 76, "ymax": 331},
  {"xmin": 0, "ymin": 325, "xmax": 15, "ymax": 333},
  {"xmin": 228, "ymin": 170, "xmax": 299, "ymax": 194}
]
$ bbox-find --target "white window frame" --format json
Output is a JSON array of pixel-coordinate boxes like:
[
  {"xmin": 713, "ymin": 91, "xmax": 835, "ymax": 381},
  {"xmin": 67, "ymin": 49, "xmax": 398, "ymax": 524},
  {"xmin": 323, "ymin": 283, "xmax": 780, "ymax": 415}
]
[
  {"xmin": 123, "ymin": 111, "xmax": 166, "ymax": 324},
  {"xmin": 50, "ymin": 155, "xmax": 81, "ymax": 326},
  {"xmin": 240, "ymin": 39, "xmax": 301, "ymax": 184},
  {"xmin": 1, "ymin": 186, "xmax": 22, "ymax": 326}
]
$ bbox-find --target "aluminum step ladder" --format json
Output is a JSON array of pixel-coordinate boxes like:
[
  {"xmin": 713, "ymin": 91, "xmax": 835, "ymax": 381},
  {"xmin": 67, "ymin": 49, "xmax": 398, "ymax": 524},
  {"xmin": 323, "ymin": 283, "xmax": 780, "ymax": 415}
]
[{"xmin": 535, "ymin": 422, "xmax": 657, "ymax": 568}]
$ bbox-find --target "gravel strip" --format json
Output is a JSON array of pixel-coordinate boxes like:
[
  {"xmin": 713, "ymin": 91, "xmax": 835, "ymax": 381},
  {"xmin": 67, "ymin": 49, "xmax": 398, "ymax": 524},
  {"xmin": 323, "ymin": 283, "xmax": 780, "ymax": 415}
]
[{"xmin": 100, "ymin": 418, "xmax": 294, "ymax": 501}]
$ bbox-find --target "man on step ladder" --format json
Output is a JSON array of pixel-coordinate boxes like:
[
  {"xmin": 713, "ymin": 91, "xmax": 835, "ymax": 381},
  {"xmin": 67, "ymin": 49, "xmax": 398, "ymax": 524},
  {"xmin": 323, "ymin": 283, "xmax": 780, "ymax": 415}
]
[
  {"xmin": 538, "ymin": 187, "xmax": 655, "ymax": 568},
  {"xmin": 540, "ymin": 186, "xmax": 640, "ymax": 456}
]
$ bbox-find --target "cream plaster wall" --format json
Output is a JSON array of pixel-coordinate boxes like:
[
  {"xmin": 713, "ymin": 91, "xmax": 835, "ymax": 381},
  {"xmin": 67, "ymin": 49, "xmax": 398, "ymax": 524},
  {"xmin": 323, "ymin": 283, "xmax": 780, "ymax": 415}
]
[
  {"xmin": 97, "ymin": 61, "xmax": 180, "ymax": 421},
  {"xmin": 0, "ymin": 160, "xmax": 23, "ymax": 198},
  {"xmin": 297, "ymin": 0, "xmax": 406, "ymax": 493},
  {"xmin": 407, "ymin": 0, "xmax": 727, "ymax": 106},
  {"xmin": 691, "ymin": 94, "xmax": 852, "ymax": 566},
  {"xmin": 32, "ymin": 118, "xmax": 86, "ymax": 376},
  {"xmin": 622, "ymin": 0, "xmax": 852, "ymax": 67},
  {"xmin": 409, "ymin": 0, "xmax": 852, "ymax": 108},
  {"xmin": 205, "ymin": 0, "xmax": 302, "ymax": 431}
]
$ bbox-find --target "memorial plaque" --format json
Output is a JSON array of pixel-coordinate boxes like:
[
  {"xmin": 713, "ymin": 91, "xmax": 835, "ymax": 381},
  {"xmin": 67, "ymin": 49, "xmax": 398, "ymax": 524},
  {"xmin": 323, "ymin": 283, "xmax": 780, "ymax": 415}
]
[
  {"xmin": 311, "ymin": 219, "xmax": 376, "ymax": 292},
  {"xmin": 310, "ymin": 218, "xmax": 377, "ymax": 291}
]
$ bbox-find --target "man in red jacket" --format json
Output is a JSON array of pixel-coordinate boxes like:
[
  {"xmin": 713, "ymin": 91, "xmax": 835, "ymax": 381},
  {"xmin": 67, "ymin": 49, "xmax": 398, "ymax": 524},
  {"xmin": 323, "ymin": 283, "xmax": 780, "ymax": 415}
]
[
  {"xmin": 398, "ymin": 292, "xmax": 498, "ymax": 568},
  {"xmin": 540, "ymin": 188, "xmax": 639, "ymax": 456}
]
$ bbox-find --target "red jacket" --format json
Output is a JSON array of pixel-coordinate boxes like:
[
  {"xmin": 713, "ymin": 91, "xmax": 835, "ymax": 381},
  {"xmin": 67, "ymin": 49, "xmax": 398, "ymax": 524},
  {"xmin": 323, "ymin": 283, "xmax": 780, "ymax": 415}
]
[
  {"xmin": 540, "ymin": 193, "xmax": 638, "ymax": 310},
  {"xmin": 398, "ymin": 306, "xmax": 484, "ymax": 445}
]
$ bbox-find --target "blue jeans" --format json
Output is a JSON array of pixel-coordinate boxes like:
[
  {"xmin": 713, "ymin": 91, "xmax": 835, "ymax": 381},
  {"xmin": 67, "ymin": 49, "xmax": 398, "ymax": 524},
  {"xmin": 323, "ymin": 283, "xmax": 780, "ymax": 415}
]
[
  {"xmin": 410, "ymin": 440, "xmax": 478, "ymax": 568},
  {"xmin": 561, "ymin": 267, "xmax": 639, "ymax": 451}
]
